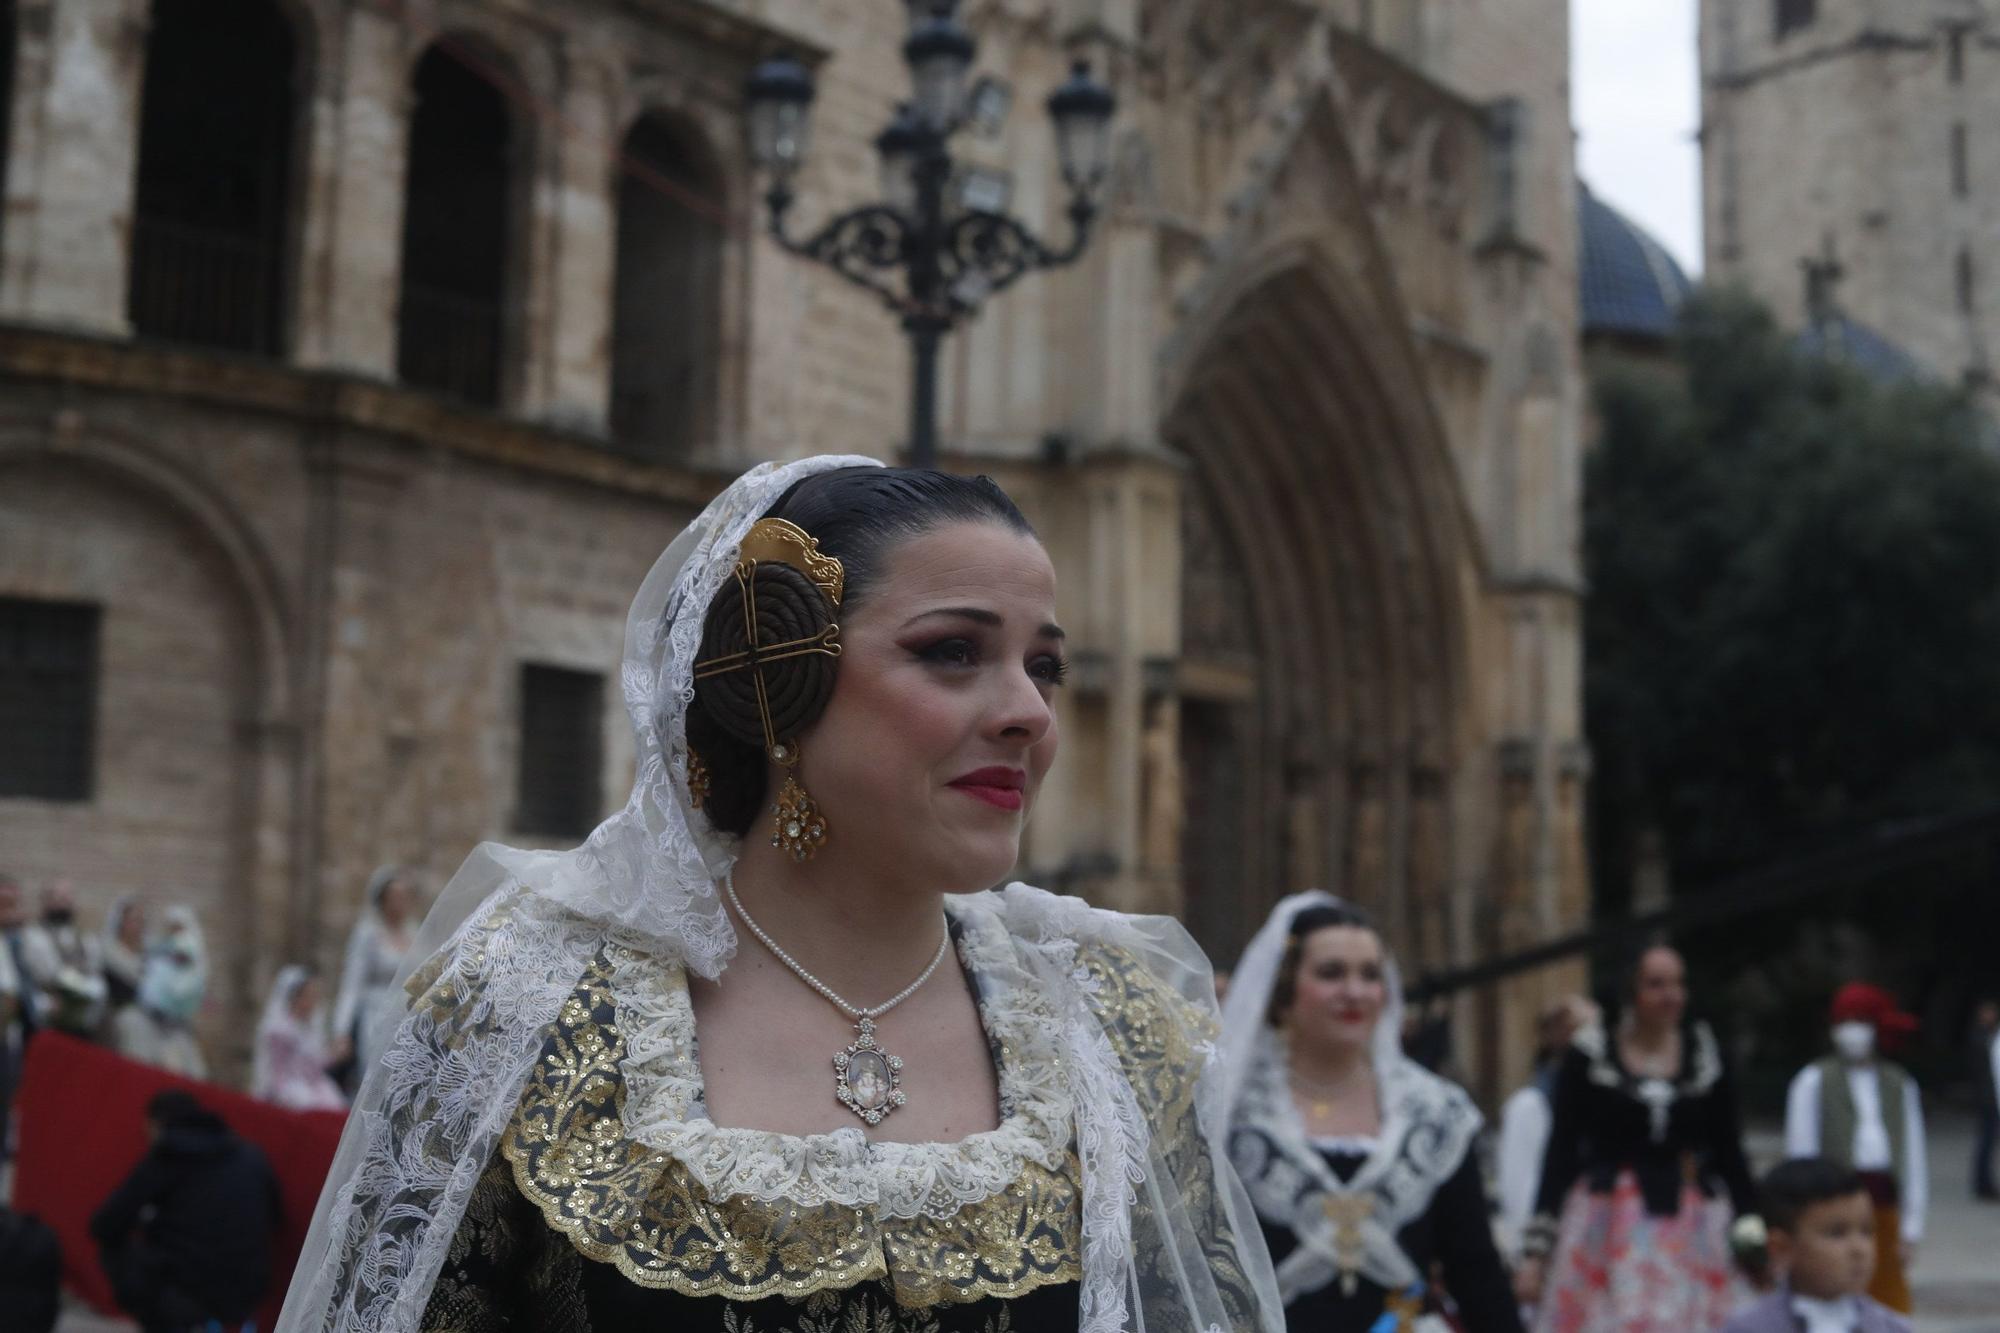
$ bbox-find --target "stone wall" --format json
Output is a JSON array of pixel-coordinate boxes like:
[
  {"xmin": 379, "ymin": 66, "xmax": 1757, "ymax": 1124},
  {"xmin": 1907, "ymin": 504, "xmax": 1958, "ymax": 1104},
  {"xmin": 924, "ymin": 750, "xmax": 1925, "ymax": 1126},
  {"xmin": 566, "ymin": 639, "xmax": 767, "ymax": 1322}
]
[
  {"xmin": 0, "ymin": 0, "xmax": 1588, "ymax": 1099},
  {"xmin": 1701, "ymin": 0, "xmax": 1999, "ymax": 399}
]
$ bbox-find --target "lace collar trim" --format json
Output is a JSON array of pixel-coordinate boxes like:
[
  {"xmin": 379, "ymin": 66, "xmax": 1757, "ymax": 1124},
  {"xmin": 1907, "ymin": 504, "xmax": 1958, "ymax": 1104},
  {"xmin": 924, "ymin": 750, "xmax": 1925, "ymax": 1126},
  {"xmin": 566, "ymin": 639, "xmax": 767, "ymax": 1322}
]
[
  {"xmin": 612, "ymin": 894, "xmax": 1075, "ymax": 1221},
  {"xmin": 1576, "ymin": 1018, "xmax": 1724, "ymax": 1101},
  {"xmin": 1228, "ymin": 1028, "xmax": 1481, "ymax": 1298}
]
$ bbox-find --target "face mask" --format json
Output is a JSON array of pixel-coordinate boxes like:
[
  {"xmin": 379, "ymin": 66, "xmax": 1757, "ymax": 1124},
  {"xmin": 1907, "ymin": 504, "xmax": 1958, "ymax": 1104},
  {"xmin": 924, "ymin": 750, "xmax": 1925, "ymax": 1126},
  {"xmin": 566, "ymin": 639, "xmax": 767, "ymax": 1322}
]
[{"xmin": 1831, "ymin": 1021, "xmax": 1875, "ymax": 1061}]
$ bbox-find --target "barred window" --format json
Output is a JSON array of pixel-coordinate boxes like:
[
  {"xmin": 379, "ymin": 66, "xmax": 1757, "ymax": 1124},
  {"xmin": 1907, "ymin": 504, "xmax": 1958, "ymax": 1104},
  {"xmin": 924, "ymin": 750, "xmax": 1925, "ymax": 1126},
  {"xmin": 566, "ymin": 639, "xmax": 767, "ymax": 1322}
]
[
  {"xmin": 1775, "ymin": 0, "xmax": 1815, "ymax": 39},
  {"xmin": 515, "ymin": 663, "xmax": 603, "ymax": 838},
  {"xmin": 0, "ymin": 598, "xmax": 101, "ymax": 801}
]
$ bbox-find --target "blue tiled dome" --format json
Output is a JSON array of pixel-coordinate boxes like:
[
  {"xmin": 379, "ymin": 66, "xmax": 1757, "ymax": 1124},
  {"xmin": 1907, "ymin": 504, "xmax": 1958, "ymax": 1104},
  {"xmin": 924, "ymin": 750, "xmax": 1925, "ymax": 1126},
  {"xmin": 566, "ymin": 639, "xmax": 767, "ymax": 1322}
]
[
  {"xmin": 1793, "ymin": 315, "xmax": 1921, "ymax": 382},
  {"xmin": 1578, "ymin": 180, "xmax": 1694, "ymax": 340}
]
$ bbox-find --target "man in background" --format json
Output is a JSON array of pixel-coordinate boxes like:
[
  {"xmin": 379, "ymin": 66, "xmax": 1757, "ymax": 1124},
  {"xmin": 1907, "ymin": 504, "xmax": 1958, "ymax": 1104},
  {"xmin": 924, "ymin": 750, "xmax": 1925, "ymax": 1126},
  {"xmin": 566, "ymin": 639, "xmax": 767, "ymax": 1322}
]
[{"xmin": 89, "ymin": 1089, "xmax": 280, "ymax": 1333}]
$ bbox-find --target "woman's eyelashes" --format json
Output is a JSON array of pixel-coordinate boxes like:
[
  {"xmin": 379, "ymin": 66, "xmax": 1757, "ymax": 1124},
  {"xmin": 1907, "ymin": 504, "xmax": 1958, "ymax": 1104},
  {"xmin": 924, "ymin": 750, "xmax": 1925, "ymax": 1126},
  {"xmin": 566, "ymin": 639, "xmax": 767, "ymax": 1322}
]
[
  {"xmin": 911, "ymin": 637, "xmax": 1070, "ymax": 687},
  {"xmin": 915, "ymin": 636, "xmax": 978, "ymax": 667}
]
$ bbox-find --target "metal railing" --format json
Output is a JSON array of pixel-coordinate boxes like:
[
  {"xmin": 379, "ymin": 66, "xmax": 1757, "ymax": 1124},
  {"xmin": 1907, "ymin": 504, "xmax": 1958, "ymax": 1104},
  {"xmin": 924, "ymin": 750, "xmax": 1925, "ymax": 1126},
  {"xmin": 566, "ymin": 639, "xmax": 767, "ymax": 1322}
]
[
  {"xmin": 398, "ymin": 282, "xmax": 502, "ymax": 407},
  {"xmin": 1404, "ymin": 803, "xmax": 2000, "ymax": 1001},
  {"xmin": 128, "ymin": 216, "xmax": 282, "ymax": 355}
]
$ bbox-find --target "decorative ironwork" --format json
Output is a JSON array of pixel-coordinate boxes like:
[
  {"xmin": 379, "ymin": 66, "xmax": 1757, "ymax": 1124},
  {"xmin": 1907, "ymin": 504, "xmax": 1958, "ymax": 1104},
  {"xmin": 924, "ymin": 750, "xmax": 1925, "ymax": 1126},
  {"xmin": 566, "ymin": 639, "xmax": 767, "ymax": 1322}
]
[
  {"xmin": 746, "ymin": 7, "xmax": 1115, "ymax": 466},
  {"xmin": 769, "ymin": 193, "xmax": 1097, "ymax": 323}
]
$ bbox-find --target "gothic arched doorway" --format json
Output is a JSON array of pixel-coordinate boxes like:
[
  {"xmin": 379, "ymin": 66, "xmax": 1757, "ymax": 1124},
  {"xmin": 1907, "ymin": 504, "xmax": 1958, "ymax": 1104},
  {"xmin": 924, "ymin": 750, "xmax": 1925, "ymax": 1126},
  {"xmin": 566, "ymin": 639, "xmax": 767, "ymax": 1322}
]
[{"xmin": 1165, "ymin": 247, "xmax": 1471, "ymax": 973}]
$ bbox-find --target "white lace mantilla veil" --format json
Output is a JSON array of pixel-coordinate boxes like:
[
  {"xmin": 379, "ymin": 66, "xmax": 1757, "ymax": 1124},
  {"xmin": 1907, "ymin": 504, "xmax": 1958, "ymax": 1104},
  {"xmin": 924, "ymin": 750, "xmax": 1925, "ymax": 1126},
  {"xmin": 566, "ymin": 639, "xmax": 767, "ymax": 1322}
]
[
  {"xmin": 278, "ymin": 455, "xmax": 1284, "ymax": 1333},
  {"xmin": 1216, "ymin": 891, "xmax": 1480, "ymax": 1302},
  {"xmin": 1217, "ymin": 892, "xmax": 1408, "ymax": 1119}
]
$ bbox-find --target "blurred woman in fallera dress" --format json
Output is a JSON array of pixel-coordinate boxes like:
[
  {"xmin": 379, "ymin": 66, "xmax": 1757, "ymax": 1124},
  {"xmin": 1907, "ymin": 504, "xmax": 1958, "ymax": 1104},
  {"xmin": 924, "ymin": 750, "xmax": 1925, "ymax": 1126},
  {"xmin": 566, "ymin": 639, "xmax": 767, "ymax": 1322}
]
[
  {"xmin": 1222, "ymin": 893, "xmax": 1522, "ymax": 1333},
  {"xmin": 278, "ymin": 458, "xmax": 1284, "ymax": 1333},
  {"xmin": 1515, "ymin": 943, "xmax": 1758, "ymax": 1333}
]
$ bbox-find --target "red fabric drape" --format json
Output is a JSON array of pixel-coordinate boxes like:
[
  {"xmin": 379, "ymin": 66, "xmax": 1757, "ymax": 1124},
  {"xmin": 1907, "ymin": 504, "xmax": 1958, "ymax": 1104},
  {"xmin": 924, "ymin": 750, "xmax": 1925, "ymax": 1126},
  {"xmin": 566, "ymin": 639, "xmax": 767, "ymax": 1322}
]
[{"xmin": 10, "ymin": 1031, "xmax": 346, "ymax": 1330}]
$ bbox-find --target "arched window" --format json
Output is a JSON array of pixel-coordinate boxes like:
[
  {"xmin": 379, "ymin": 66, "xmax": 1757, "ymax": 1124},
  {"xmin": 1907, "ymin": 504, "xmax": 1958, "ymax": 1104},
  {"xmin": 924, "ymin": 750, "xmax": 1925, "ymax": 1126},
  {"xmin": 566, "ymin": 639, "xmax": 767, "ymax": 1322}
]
[
  {"xmin": 398, "ymin": 45, "xmax": 517, "ymax": 407},
  {"xmin": 1775, "ymin": 0, "xmax": 1816, "ymax": 39},
  {"xmin": 609, "ymin": 114, "xmax": 725, "ymax": 456},
  {"xmin": 128, "ymin": 0, "xmax": 299, "ymax": 354}
]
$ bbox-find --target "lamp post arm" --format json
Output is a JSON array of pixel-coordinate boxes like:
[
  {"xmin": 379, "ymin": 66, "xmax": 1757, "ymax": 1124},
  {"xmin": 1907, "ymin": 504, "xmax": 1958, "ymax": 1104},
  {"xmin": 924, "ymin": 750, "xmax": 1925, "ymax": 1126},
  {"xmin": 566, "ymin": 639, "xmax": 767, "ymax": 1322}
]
[
  {"xmin": 938, "ymin": 194, "xmax": 1099, "ymax": 308},
  {"xmin": 764, "ymin": 187, "xmax": 917, "ymax": 314}
]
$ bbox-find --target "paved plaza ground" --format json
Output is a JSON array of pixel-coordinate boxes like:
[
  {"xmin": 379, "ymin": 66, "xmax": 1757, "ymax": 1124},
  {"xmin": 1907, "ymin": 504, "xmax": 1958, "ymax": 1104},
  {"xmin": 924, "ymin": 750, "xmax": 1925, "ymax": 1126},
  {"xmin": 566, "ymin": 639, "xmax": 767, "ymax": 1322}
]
[{"xmin": 36, "ymin": 1112, "xmax": 2000, "ymax": 1332}]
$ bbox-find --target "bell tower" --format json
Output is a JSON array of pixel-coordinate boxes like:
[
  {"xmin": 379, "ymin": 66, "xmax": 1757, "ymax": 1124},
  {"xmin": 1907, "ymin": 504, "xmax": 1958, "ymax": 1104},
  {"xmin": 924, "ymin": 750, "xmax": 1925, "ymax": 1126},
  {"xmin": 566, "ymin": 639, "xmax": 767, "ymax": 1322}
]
[{"xmin": 1701, "ymin": 0, "xmax": 1997, "ymax": 398}]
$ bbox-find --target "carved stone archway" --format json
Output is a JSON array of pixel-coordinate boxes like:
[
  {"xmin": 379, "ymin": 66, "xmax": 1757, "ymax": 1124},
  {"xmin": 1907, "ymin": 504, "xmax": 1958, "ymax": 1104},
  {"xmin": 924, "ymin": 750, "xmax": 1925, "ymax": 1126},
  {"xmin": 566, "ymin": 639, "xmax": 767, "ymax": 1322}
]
[{"xmin": 1165, "ymin": 248, "xmax": 1472, "ymax": 969}]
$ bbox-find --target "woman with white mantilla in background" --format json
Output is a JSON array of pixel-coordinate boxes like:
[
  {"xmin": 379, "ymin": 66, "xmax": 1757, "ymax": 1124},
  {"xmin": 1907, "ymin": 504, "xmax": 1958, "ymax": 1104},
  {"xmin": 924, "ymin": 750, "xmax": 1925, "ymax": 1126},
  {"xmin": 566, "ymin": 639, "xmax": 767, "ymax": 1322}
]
[
  {"xmin": 1222, "ymin": 892, "xmax": 1522, "ymax": 1333},
  {"xmin": 254, "ymin": 965, "xmax": 348, "ymax": 1112},
  {"xmin": 330, "ymin": 865, "xmax": 417, "ymax": 1076},
  {"xmin": 111, "ymin": 905, "xmax": 209, "ymax": 1079}
]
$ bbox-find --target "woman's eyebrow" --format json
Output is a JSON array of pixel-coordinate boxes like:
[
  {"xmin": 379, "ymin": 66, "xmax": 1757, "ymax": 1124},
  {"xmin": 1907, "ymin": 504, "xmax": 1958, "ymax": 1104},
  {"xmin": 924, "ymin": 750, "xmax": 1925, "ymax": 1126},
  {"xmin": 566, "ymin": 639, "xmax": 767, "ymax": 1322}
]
[{"xmin": 902, "ymin": 607, "xmax": 1067, "ymax": 640}]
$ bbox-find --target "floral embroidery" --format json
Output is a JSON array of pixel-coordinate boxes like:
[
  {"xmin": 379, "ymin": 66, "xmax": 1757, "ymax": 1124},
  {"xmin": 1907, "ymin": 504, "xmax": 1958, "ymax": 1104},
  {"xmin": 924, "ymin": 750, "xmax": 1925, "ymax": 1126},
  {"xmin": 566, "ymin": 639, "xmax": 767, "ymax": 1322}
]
[{"xmin": 503, "ymin": 941, "xmax": 1082, "ymax": 1305}]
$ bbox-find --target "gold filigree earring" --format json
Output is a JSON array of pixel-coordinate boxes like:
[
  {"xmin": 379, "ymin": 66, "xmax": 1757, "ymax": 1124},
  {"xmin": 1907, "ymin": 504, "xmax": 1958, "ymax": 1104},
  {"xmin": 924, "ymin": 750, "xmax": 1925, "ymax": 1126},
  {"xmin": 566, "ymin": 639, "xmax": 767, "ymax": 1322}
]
[
  {"xmin": 768, "ymin": 740, "xmax": 827, "ymax": 861},
  {"xmin": 686, "ymin": 749, "xmax": 711, "ymax": 811}
]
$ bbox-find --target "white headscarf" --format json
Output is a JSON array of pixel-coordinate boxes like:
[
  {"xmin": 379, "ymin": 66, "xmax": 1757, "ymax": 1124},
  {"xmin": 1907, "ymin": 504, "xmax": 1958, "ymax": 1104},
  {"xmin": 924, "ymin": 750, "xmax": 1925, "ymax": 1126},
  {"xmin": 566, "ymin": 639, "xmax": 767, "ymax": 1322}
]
[
  {"xmin": 1217, "ymin": 891, "xmax": 1406, "ymax": 1121},
  {"xmin": 139, "ymin": 905, "xmax": 208, "ymax": 1025},
  {"xmin": 1218, "ymin": 891, "xmax": 1480, "ymax": 1304},
  {"xmin": 254, "ymin": 964, "xmax": 326, "ymax": 1100},
  {"xmin": 278, "ymin": 456, "xmax": 1283, "ymax": 1333}
]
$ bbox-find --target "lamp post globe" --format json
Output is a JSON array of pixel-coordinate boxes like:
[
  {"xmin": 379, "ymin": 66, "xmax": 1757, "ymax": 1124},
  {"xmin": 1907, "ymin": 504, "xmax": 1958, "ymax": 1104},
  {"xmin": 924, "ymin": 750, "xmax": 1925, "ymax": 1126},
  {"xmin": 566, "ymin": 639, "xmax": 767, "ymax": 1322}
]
[
  {"xmin": 873, "ymin": 102, "xmax": 928, "ymax": 219},
  {"xmin": 902, "ymin": 4, "xmax": 978, "ymax": 130},
  {"xmin": 745, "ymin": 55, "xmax": 816, "ymax": 187},
  {"xmin": 1047, "ymin": 60, "xmax": 1116, "ymax": 194}
]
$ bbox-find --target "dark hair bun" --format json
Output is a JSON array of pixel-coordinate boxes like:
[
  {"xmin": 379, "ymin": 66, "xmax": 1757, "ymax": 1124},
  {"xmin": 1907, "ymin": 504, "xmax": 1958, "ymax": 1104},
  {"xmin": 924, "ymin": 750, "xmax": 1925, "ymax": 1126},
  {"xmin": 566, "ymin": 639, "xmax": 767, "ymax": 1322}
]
[
  {"xmin": 683, "ymin": 466, "xmax": 1037, "ymax": 837},
  {"xmin": 691, "ymin": 561, "xmax": 839, "ymax": 755}
]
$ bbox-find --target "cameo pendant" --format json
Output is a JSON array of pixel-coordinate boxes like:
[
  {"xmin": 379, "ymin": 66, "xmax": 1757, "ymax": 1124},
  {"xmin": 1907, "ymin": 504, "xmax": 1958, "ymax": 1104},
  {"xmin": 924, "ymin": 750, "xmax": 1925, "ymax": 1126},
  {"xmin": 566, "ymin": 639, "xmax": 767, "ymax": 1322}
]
[{"xmin": 833, "ymin": 1017, "xmax": 907, "ymax": 1125}]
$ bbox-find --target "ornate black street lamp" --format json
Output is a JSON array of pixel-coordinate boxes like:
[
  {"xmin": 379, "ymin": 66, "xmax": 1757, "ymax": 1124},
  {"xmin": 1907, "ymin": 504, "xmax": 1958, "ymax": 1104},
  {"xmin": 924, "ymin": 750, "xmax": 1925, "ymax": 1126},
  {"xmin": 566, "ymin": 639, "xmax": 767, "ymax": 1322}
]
[{"xmin": 746, "ymin": 3, "xmax": 1116, "ymax": 468}]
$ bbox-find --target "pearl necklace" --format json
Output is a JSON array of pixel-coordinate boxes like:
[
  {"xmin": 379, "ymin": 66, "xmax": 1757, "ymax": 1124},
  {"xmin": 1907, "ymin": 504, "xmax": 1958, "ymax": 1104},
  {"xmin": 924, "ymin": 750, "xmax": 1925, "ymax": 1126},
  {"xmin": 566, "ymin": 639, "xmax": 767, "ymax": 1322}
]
[{"xmin": 723, "ymin": 872, "xmax": 950, "ymax": 1126}]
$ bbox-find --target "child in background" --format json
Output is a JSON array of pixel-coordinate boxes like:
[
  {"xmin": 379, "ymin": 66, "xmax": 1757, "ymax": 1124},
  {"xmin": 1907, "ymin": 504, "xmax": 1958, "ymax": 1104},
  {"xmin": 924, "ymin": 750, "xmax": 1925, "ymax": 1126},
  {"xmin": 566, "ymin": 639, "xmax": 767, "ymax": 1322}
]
[{"xmin": 1718, "ymin": 1158, "xmax": 1912, "ymax": 1333}]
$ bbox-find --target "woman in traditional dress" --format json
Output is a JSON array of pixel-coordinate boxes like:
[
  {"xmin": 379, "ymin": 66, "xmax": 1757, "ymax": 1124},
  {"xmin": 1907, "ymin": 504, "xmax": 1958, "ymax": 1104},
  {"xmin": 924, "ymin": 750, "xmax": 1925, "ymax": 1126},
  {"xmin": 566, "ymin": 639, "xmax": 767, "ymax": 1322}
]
[
  {"xmin": 277, "ymin": 458, "xmax": 1283, "ymax": 1333},
  {"xmin": 330, "ymin": 866, "xmax": 418, "ymax": 1077},
  {"xmin": 254, "ymin": 965, "xmax": 348, "ymax": 1112},
  {"xmin": 101, "ymin": 896, "xmax": 148, "ymax": 1016},
  {"xmin": 1515, "ymin": 941, "xmax": 1758, "ymax": 1332},
  {"xmin": 111, "ymin": 905, "xmax": 208, "ymax": 1078},
  {"xmin": 1222, "ymin": 892, "xmax": 1521, "ymax": 1332}
]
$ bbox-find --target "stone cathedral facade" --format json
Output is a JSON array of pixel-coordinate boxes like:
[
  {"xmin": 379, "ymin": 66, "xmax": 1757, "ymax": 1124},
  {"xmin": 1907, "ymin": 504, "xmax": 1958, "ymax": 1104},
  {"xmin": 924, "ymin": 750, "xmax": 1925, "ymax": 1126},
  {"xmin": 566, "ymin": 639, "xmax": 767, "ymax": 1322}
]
[
  {"xmin": 0, "ymin": 0, "xmax": 1586, "ymax": 1096},
  {"xmin": 1701, "ymin": 0, "xmax": 1999, "ymax": 403}
]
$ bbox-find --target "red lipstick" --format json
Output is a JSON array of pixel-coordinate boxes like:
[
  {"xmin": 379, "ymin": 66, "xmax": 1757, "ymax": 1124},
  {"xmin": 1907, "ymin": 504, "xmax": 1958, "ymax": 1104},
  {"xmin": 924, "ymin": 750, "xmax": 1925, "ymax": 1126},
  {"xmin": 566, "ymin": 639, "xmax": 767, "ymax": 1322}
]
[{"xmin": 948, "ymin": 766, "xmax": 1027, "ymax": 812}]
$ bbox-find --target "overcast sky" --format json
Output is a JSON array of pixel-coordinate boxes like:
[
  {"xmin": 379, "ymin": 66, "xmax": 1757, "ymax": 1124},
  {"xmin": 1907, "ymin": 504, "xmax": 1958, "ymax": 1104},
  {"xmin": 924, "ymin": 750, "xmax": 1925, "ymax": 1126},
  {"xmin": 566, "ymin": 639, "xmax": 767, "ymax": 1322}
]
[{"xmin": 1571, "ymin": 0, "xmax": 1703, "ymax": 274}]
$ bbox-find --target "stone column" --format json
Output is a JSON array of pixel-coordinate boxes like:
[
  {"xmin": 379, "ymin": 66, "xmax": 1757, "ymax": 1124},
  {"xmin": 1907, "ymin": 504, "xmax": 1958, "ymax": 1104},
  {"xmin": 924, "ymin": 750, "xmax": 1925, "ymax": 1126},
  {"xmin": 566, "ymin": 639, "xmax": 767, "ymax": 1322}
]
[
  {"xmin": 0, "ymin": 0, "xmax": 149, "ymax": 335},
  {"xmin": 517, "ymin": 46, "xmax": 618, "ymax": 433},
  {"xmin": 292, "ymin": 5, "xmax": 407, "ymax": 378},
  {"xmin": 1407, "ymin": 763, "xmax": 1451, "ymax": 970},
  {"xmin": 302, "ymin": 439, "xmax": 414, "ymax": 956},
  {"xmin": 1066, "ymin": 451, "xmax": 1182, "ymax": 916}
]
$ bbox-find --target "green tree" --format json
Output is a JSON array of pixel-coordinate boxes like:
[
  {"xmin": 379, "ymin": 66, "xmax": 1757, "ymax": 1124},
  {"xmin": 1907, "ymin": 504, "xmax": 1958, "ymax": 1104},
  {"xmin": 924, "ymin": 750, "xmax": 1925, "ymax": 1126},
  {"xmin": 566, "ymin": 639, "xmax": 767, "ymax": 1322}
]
[
  {"xmin": 1586, "ymin": 291, "xmax": 2000, "ymax": 1094},
  {"xmin": 1586, "ymin": 290, "xmax": 2000, "ymax": 911}
]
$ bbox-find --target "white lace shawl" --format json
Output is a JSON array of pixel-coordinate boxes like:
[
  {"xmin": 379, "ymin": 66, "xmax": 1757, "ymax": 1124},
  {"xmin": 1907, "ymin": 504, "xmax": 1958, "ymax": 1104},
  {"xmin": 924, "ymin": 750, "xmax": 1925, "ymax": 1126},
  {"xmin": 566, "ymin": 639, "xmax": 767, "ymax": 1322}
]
[
  {"xmin": 1216, "ymin": 891, "xmax": 1481, "ymax": 1304},
  {"xmin": 613, "ymin": 890, "xmax": 1075, "ymax": 1223},
  {"xmin": 276, "ymin": 456, "xmax": 1284, "ymax": 1333},
  {"xmin": 1228, "ymin": 1028, "xmax": 1481, "ymax": 1301}
]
